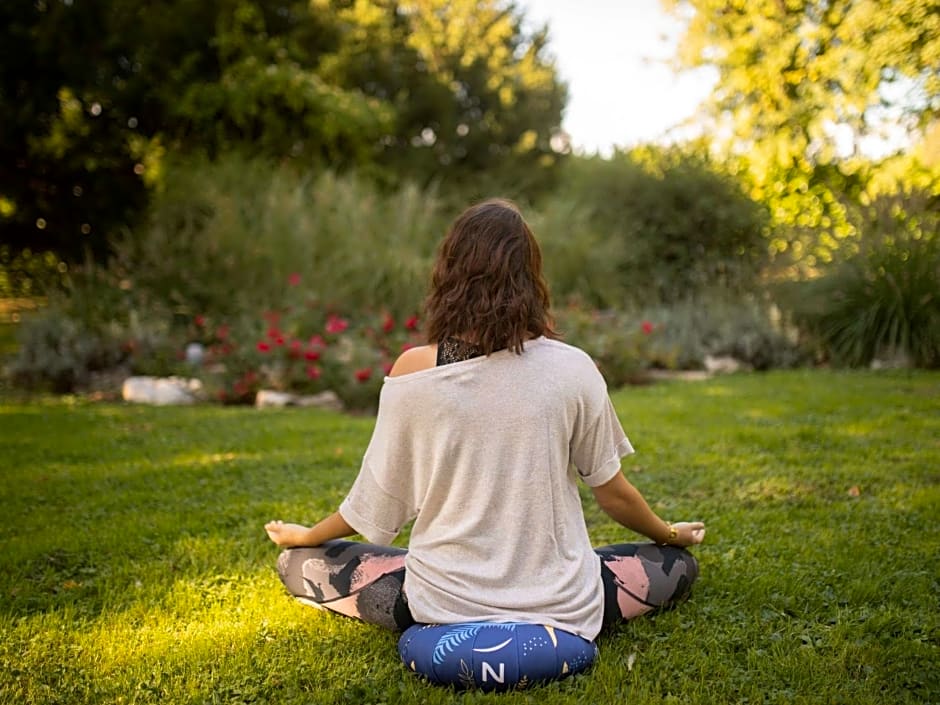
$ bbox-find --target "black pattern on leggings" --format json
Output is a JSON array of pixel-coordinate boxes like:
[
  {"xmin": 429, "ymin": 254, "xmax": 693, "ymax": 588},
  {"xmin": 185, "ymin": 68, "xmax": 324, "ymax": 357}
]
[{"xmin": 276, "ymin": 540, "xmax": 698, "ymax": 631}]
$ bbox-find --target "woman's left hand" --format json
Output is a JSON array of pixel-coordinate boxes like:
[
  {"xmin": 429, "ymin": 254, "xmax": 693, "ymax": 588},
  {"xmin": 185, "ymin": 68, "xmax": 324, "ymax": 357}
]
[{"xmin": 264, "ymin": 520, "xmax": 312, "ymax": 547}]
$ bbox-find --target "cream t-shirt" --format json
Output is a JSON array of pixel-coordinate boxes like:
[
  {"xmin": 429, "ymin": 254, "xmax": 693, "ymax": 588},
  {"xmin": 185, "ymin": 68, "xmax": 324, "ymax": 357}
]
[{"xmin": 339, "ymin": 337, "xmax": 633, "ymax": 640}]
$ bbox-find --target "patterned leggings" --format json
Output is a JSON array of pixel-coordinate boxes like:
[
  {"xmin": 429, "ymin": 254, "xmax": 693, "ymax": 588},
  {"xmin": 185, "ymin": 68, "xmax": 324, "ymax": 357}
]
[{"xmin": 276, "ymin": 540, "xmax": 698, "ymax": 632}]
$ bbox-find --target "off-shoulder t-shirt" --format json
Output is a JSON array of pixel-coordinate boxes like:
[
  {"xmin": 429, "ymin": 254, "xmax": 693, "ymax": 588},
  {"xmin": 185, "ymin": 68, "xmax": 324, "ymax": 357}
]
[{"xmin": 339, "ymin": 337, "xmax": 633, "ymax": 639}]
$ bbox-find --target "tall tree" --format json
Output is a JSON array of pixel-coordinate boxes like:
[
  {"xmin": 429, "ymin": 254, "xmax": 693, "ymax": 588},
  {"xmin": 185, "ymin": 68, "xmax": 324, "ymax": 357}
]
[
  {"xmin": 664, "ymin": 0, "xmax": 940, "ymax": 267},
  {"xmin": 0, "ymin": 0, "xmax": 565, "ymax": 261},
  {"xmin": 666, "ymin": 0, "xmax": 939, "ymax": 161}
]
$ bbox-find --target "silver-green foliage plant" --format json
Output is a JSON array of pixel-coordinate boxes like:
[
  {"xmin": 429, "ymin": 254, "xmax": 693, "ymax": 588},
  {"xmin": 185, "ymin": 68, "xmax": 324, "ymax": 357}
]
[
  {"xmin": 780, "ymin": 190, "xmax": 940, "ymax": 368},
  {"xmin": 7, "ymin": 314, "xmax": 126, "ymax": 393},
  {"xmin": 632, "ymin": 293, "xmax": 806, "ymax": 372}
]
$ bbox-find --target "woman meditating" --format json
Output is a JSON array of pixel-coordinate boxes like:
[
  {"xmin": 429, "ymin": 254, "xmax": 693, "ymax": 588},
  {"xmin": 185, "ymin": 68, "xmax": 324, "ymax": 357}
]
[{"xmin": 265, "ymin": 198, "xmax": 705, "ymax": 689}]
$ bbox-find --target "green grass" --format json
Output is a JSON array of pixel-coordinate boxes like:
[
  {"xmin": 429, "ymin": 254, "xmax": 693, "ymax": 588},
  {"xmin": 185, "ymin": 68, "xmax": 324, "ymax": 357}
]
[{"xmin": 1, "ymin": 370, "xmax": 938, "ymax": 704}]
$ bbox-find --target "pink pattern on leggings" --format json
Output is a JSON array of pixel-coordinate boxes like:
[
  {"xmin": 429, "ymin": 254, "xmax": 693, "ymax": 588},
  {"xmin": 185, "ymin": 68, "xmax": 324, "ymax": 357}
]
[
  {"xmin": 603, "ymin": 556, "xmax": 652, "ymax": 619},
  {"xmin": 350, "ymin": 554, "xmax": 407, "ymax": 593}
]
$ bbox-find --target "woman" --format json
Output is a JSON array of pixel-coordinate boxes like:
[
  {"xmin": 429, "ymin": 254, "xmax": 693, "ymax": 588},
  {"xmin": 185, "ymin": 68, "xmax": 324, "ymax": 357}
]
[{"xmin": 265, "ymin": 198, "xmax": 704, "ymax": 640}]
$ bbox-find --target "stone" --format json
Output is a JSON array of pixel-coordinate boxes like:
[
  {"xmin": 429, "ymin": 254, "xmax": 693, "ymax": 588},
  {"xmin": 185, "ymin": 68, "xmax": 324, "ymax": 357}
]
[
  {"xmin": 255, "ymin": 390, "xmax": 296, "ymax": 408},
  {"xmin": 870, "ymin": 350, "xmax": 912, "ymax": 370},
  {"xmin": 122, "ymin": 376, "xmax": 203, "ymax": 405},
  {"xmin": 255, "ymin": 389, "xmax": 344, "ymax": 411},
  {"xmin": 295, "ymin": 390, "xmax": 343, "ymax": 412},
  {"xmin": 703, "ymin": 355, "xmax": 750, "ymax": 375}
]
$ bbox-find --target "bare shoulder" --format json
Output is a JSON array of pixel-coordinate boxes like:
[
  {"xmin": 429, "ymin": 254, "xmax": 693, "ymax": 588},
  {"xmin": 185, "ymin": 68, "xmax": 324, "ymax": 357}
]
[{"xmin": 389, "ymin": 344, "xmax": 437, "ymax": 377}]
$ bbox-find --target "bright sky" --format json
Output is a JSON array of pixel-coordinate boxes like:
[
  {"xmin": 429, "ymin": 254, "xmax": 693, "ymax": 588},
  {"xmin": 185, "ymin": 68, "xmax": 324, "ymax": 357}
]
[{"xmin": 518, "ymin": 0, "xmax": 718, "ymax": 155}]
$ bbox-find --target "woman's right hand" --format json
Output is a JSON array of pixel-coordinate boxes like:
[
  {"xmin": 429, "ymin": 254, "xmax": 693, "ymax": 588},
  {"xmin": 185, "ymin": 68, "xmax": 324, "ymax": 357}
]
[
  {"xmin": 264, "ymin": 520, "xmax": 313, "ymax": 547},
  {"xmin": 669, "ymin": 521, "xmax": 706, "ymax": 547}
]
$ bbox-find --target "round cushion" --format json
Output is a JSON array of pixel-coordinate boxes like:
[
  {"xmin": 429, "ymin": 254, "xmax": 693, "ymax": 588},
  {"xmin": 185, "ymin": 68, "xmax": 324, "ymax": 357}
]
[{"xmin": 398, "ymin": 622, "xmax": 598, "ymax": 691}]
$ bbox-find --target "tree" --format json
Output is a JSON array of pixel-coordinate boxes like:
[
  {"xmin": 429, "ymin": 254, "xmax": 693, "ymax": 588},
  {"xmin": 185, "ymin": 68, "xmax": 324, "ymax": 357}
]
[
  {"xmin": 307, "ymin": 0, "xmax": 567, "ymax": 191},
  {"xmin": 667, "ymin": 0, "xmax": 939, "ymax": 160},
  {"xmin": 664, "ymin": 0, "xmax": 940, "ymax": 267},
  {"xmin": 0, "ymin": 0, "xmax": 565, "ymax": 261}
]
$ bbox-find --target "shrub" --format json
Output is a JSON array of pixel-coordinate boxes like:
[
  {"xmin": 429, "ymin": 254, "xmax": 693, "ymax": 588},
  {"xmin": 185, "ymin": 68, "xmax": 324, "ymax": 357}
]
[
  {"xmin": 112, "ymin": 155, "xmax": 447, "ymax": 321},
  {"xmin": 627, "ymin": 293, "xmax": 806, "ymax": 371},
  {"xmin": 7, "ymin": 313, "xmax": 127, "ymax": 393},
  {"xmin": 175, "ymin": 276, "xmax": 424, "ymax": 409},
  {"xmin": 543, "ymin": 149, "xmax": 770, "ymax": 307},
  {"xmin": 777, "ymin": 190, "xmax": 940, "ymax": 368},
  {"xmin": 554, "ymin": 306, "xmax": 660, "ymax": 387}
]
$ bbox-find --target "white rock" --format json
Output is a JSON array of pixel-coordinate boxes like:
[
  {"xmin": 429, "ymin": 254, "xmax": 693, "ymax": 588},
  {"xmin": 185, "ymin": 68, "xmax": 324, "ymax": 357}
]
[
  {"xmin": 294, "ymin": 390, "xmax": 343, "ymax": 411},
  {"xmin": 122, "ymin": 376, "xmax": 202, "ymax": 405},
  {"xmin": 704, "ymin": 355, "xmax": 748, "ymax": 374},
  {"xmin": 255, "ymin": 390, "xmax": 296, "ymax": 408},
  {"xmin": 254, "ymin": 389, "xmax": 343, "ymax": 411},
  {"xmin": 870, "ymin": 350, "xmax": 911, "ymax": 369}
]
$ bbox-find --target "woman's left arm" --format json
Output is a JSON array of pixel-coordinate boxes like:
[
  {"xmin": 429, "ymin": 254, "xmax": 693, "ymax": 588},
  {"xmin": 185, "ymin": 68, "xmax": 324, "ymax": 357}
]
[
  {"xmin": 265, "ymin": 511, "xmax": 356, "ymax": 548},
  {"xmin": 592, "ymin": 473, "xmax": 705, "ymax": 547}
]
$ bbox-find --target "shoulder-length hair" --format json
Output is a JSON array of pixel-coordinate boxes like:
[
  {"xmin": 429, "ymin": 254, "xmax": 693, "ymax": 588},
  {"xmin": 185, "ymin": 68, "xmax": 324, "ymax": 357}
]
[{"xmin": 424, "ymin": 198, "xmax": 557, "ymax": 355}]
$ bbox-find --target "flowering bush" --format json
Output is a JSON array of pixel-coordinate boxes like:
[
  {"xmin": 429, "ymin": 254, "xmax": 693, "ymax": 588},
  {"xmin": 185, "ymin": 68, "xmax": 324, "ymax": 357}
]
[
  {"xmin": 554, "ymin": 305, "xmax": 660, "ymax": 387},
  {"xmin": 183, "ymin": 275, "xmax": 423, "ymax": 409}
]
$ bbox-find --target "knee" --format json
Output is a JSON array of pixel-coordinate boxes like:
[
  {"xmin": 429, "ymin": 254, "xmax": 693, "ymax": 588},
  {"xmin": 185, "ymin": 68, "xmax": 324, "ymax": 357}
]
[
  {"xmin": 632, "ymin": 544, "xmax": 699, "ymax": 607},
  {"xmin": 665, "ymin": 546, "xmax": 699, "ymax": 603}
]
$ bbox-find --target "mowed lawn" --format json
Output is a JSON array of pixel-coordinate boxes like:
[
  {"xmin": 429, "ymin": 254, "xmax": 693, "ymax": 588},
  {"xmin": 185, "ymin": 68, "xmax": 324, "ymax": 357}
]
[{"xmin": 0, "ymin": 370, "xmax": 938, "ymax": 705}]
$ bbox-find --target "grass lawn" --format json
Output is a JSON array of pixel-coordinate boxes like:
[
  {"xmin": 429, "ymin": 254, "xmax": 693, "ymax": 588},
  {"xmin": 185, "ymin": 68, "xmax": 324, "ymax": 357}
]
[{"xmin": 1, "ymin": 370, "xmax": 938, "ymax": 704}]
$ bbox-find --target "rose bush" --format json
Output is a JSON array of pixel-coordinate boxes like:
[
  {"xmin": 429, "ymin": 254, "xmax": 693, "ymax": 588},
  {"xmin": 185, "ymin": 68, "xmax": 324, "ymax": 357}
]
[{"xmin": 181, "ymin": 275, "xmax": 423, "ymax": 409}]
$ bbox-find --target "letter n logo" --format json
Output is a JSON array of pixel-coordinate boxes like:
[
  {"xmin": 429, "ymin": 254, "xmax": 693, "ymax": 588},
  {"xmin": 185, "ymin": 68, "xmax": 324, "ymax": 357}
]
[{"xmin": 480, "ymin": 661, "xmax": 505, "ymax": 683}]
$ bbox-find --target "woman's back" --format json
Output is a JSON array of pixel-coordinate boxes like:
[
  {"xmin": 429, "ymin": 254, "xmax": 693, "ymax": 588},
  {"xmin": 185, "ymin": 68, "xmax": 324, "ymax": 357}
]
[{"xmin": 340, "ymin": 337, "xmax": 633, "ymax": 639}]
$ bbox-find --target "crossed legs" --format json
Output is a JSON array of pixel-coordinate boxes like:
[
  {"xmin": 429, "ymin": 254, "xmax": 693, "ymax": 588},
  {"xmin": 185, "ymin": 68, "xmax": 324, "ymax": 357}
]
[{"xmin": 275, "ymin": 540, "xmax": 698, "ymax": 632}]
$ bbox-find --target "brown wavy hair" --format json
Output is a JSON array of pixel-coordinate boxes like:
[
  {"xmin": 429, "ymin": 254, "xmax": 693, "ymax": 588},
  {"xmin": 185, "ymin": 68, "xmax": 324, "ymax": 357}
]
[{"xmin": 424, "ymin": 198, "xmax": 557, "ymax": 355}]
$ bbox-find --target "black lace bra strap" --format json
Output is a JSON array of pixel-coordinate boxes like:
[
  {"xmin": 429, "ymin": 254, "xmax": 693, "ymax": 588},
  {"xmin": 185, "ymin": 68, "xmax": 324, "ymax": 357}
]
[{"xmin": 436, "ymin": 337, "xmax": 484, "ymax": 365}]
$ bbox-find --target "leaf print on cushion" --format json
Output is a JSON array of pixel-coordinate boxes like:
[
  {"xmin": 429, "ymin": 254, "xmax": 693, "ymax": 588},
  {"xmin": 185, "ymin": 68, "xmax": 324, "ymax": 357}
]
[{"xmin": 431, "ymin": 622, "xmax": 516, "ymax": 665}]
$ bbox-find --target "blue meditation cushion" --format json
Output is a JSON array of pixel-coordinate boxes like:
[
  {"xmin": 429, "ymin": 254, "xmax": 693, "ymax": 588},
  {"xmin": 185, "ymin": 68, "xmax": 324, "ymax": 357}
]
[{"xmin": 397, "ymin": 622, "xmax": 598, "ymax": 691}]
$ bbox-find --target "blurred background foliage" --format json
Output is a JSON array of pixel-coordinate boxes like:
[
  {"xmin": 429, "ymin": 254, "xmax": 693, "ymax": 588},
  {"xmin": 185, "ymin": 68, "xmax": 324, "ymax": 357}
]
[{"xmin": 1, "ymin": 0, "xmax": 938, "ymax": 405}]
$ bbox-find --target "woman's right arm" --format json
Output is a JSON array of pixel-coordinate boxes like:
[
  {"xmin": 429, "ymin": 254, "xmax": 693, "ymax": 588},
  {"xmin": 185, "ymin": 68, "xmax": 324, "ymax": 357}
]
[
  {"xmin": 264, "ymin": 511, "xmax": 356, "ymax": 548},
  {"xmin": 591, "ymin": 473, "xmax": 705, "ymax": 547}
]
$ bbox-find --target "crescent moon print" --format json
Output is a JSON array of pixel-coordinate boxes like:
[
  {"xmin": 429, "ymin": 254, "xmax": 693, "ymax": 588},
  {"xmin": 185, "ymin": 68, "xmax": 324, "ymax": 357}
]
[{"xmin": 472, "ymin": 638, "xmax": 514, "ymax": 653}]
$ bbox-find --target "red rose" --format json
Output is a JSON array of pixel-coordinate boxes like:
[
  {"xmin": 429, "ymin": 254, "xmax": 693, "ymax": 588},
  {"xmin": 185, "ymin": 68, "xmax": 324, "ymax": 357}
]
[
  {"xmin": 325, "ymin": 315, "xmax": 349, "ymax": 334},
  {"xmin": 256, "ymin": 341, "xmax": 271, "ymax": 353},
  {"xmin": 641, "ymin": 320, "xmax": 654, "ymax": 335},
  {"xmin": 289, "ymin": 340, "xmax": 303, "ymax": 358},
  {"xmin": 194, "ymin": 315, "xmax": 206, "ymax": 327},
  {"xmin": 382, "ymin": 313, "xmax": 395, "ymax": 333},
  {"xmin": 308, "ymin": 334, "xmax": 326, "ymax": 348},
  {"xmin": 404, "ymin": 315, "xmax": 419, "ymax": 331},
  {"xmin": 304, "ymin": 349, "xmax": 320, "ymax": 361},
  {"xmin": 267, "ymin": 327, "xmax": 281, "ymax": 340},
  {"xmin": 305, "ymin": 365, "xmax": 321, "ymax": 380},
  {"xmin": 354, "ymin": 367, "xmax": 372, "ymax": 383},
  {"xmin": 216, "ymin": 325, "xmax": 230, "ymax": 340},
  {"xmin": 288, "ymin": 272, "xmax": 301, "ymax": 287}
]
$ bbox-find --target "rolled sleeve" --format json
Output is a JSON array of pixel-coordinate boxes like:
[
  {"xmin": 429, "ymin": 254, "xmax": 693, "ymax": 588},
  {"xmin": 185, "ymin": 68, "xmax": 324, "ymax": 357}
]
[
  {"xmin": 577, "ymin": 436, "xmax": 634, "ymax": 487},
  {"xmin": 338, "ymin": 462, "xmax": 413, "ymax": 545},
  {"xmin": 572, "ymin": 391, "xmax": 634, "ymax": 487}
]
